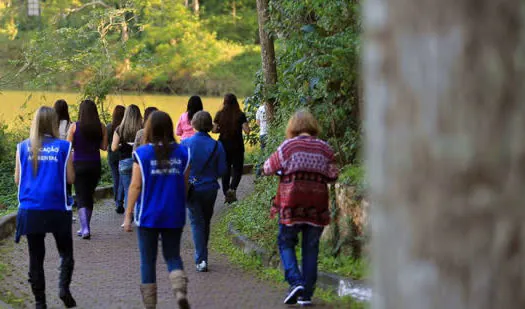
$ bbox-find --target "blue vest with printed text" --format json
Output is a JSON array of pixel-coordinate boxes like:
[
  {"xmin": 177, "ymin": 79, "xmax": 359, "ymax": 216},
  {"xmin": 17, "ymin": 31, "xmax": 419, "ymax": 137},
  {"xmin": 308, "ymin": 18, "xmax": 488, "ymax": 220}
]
[
  {"xmin": 134, "ymin": 143, "xmax": 189, "ymax": 228},
  {"xmin": 18, "ymin": 137, "xmax": 72, "ymax": 211}
]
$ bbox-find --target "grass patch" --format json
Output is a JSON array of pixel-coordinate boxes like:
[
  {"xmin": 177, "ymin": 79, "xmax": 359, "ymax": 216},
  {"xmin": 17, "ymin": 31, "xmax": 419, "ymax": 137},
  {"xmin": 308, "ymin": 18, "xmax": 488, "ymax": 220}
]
[
  {"xmin": 223, "ymin": 177, "xmax": 369, "ymax": 280},
  {"xmin": 211, "ymin": 179, "xmax": 369, "ymax": 308}
]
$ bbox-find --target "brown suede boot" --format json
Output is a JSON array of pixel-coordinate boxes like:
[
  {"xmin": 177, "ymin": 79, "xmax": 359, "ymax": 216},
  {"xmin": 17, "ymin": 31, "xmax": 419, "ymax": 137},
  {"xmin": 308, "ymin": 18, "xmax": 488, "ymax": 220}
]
[
  {"xmin": 169, "ymin": 270, "xmax": 190, "ymax": 309},
  {"xmin": 140, "ymin": 283, "xmax": 157, "ymax": 309}
]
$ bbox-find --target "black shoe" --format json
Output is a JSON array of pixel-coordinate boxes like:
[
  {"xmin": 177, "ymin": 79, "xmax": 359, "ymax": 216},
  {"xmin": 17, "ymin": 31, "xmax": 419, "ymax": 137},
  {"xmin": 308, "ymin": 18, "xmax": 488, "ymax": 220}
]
[
  {"xmin": 116, "ymin": 205, "xmax": 125, "ymax": 214},
  {"xmin": 284, "ymin": 285, "xmax": 304, "ymax": 305},
  {"xmin": 59, "ymin": 262, "xmax": 76, "ymax": 308},
  {"xmin": 59, "ymin": 289, "xmax": 77, "ymax": 308},
  {"xmin": 29, "ymin": 271, "xmax": 47, "ymax": 309}
]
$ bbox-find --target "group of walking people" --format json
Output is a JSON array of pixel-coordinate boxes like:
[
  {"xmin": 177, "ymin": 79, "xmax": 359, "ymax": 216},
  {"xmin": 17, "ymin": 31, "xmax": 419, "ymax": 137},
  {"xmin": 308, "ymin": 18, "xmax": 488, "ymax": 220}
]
[{"xmin": 14, "ymin": 92, "xmax": 338, "ymax": 309}]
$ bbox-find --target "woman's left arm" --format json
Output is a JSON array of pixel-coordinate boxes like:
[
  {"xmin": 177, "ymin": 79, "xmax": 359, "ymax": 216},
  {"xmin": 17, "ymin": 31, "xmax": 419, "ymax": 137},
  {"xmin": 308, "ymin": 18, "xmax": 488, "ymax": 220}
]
[
  {"xmin": 242, "ymin": 122, "xmax": 250, "ymax": 135},
  {"xmin": 14, "ymin": 148, "xmax": 20, "ymax": 185},
  {"xmin": 111, "ymin": 131, "xmax": 120, "ymax": 152},
  {"xmin": 123, "ymin": 163, "xmax": 142, "ymax": 232},
  {"xmin": 100, "ymin": 124, "xmax": 108, "ymax": 151}
]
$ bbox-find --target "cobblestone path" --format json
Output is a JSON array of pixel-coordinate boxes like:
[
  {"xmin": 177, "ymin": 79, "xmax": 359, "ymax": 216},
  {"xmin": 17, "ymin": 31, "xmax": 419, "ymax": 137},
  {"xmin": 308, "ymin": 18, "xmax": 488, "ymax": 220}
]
[{"xmin": 0, "ymin": 176, "xmax": 333, "ymax": 309}]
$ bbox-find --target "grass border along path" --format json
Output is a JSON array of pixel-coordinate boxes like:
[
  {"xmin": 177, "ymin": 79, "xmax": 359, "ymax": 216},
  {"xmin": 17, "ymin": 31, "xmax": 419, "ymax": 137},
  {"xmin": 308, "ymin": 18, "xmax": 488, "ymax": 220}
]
[{"xmin": 210, "ymin": 177, "xmax": 368, "ymax": 309}]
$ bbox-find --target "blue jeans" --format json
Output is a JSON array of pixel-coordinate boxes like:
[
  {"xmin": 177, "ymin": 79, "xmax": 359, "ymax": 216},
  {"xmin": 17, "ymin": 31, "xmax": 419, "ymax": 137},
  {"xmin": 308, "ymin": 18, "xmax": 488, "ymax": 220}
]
[
  {"xmin": 278, "ymin": 224, "xmax": 324, "ymax": 299},
  {"xmin": 118, "ymin": 158, "xmax": 133, "ymax": 209},
  {"xmin": 109, "ymin": 159, "xmax": 123, "ymax": 207},
  {"xmin": 187, "ymin": 189, "xmax": 218, "ymax": 264},
  {"xmin": 137, "ymin": 227, "xmax": 184, "ymax": 284}
]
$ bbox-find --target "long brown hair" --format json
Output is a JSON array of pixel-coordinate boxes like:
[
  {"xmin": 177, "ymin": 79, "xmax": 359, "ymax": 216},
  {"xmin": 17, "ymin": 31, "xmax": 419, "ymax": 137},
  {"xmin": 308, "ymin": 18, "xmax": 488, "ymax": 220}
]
[
  {"xmin": 110, "ymin": 105, "xmax": 125, "ymax": 136},
  {"xmin": 144, "ymin": 111, "xmax": 176, "ymax": 167},
  {"xmin": 53, "ymin": 99, "xmax": 70, "ymax": 124},
  {"xmin": 216, "ymin": 93, "xmax": 242, "ymax": 138},
  {"xmin": 30, "ymin": 106, "xmax": 59, "ymax": 173},
  {"xmin": 78, "ymin": 99, "xmax": 102, "ymax": 142}
]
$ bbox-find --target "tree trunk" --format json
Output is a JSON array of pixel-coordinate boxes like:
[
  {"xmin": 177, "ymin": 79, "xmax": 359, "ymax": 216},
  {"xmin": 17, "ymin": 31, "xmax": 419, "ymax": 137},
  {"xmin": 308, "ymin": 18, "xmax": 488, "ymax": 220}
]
[
  {"xmin": 232, "ymin": 0, "xmax": 236, "ymax": 18},
  {"xmin": 192, "ymin": 0, "xmax": 199, "ymax": 15},
  {"xmin": 256, "ymin": 0, "xmax": 277, "ymax": 120},
  {"xmin": 121, "ymin": 20, "xmax": 130, "ymax": 72},
  {"xmin": 364, "ymin": 1, "xmax": 525, "ymax": 309}
]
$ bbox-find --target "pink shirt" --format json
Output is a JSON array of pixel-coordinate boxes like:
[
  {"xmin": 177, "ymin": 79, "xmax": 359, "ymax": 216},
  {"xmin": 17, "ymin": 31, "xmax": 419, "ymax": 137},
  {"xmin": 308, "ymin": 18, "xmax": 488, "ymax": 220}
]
[{"xmin": 176, "ymin": 112, "xmax": 196, "ymax": 140}]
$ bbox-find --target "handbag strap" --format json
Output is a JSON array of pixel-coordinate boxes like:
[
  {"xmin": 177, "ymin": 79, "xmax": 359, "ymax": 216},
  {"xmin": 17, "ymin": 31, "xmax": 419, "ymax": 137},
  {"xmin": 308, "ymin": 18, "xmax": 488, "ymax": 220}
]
[{"xmin": 195, "ymin": 141, "xmax": 218, "ymax": 177}]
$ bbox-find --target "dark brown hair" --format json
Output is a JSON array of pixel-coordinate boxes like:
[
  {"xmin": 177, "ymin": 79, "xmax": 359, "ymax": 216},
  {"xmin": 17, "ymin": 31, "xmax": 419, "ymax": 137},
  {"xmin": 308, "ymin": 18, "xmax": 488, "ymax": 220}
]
[
  {"xmin": 215, "ymin": 93, "xmax": 242, "ymax": 138},
  {"xmin": 144, "ymin": 111, "xmax": 176, "ymax": 167},
  {"xmin": 110, "ymin": 105, "xmax": 125, "ymax": 136},
  {"xmin": 143, "ymin": 106, "xmax": 158, "ymax": 124},
  {"xmin": 53, "ymin": 99, "xmax": 70, "ymax": 124},
  {"xmin": 187, "ymin": 96, "xmax": 203, "ymax": 121},
  {"xmin": 78, "ymin": 99, "xmax": 102, "ymax": 142}
]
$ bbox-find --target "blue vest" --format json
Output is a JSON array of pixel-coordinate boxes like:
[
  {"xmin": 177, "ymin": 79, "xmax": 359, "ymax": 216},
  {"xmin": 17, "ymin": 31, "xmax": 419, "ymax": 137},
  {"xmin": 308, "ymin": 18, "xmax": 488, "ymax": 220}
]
[
  {"xmin": 134, "ymin": 143, "xmax": 189, "ymax": 228},
  {"xmin": 18, "ymin": 137, "xmax": 72, "ymax": 211}
]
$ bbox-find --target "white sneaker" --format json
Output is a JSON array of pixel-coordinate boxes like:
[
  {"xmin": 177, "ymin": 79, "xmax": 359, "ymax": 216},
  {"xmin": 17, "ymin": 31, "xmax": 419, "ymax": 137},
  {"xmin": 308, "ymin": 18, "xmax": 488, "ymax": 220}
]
[{"xmin": 196, "ymin": 261, "xmax": 208, "ymax": 272}]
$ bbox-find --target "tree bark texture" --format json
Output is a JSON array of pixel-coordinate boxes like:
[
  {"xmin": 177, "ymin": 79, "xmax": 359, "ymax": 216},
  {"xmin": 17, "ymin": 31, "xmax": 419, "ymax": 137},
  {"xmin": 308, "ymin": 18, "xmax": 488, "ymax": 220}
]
[
  {"xmin": 192, "ymin": 0, "xmax": 199, "ymax": 15},
  {"xmin": 256, "ymin": 0, "xmax": 277, "ymax": 120},
  {"xmin": 364, "ymin": 0, "xmax": 525, "ymax": 309}
]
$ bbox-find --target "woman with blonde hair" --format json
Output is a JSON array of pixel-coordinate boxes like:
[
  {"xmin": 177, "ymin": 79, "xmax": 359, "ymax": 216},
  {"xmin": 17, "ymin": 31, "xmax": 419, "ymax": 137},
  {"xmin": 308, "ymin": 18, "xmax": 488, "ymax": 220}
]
[
  {"xmin": 264, "ymin": 110, "xmax": 339, "ymax": 306},
  {"xmin": 15, "ymin": 106, "xmax": 77, "ymax": 308},
  {"xmin": 67, "ymin": 99, "xmax": 108, "ymax": 239},
  {"xmin": 111, "ymin": 104, "xmax": 142, "ymax": 217}
]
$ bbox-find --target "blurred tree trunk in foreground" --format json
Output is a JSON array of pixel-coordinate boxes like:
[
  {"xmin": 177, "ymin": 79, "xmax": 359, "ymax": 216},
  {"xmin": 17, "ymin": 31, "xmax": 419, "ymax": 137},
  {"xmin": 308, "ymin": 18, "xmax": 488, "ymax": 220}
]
[{"xmin": 364, "ymin": 0, "xmax": 525, "ymax": 308}]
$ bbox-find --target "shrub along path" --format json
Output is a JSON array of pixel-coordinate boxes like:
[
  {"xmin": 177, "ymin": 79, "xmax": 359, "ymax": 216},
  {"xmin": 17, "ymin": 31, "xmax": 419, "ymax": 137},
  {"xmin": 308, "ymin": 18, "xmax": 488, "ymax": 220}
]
[{"xmin": 0, "ymin": 176, "xmax": 334, "ymax": 309}]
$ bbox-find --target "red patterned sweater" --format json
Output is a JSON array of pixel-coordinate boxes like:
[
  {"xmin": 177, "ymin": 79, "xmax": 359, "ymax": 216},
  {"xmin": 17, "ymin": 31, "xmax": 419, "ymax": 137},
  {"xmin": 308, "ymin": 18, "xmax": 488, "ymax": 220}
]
[{"xmin": 263, "ymin": 135, "xmax": 338, "ymax": 226}]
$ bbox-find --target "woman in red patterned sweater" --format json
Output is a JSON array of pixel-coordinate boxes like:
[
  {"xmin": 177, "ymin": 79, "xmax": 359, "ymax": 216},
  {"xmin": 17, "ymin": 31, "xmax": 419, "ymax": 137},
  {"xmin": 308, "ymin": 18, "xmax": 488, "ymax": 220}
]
[{"xmin": 263, "ymin": 110, "xmax": 338, "ymax": 306}]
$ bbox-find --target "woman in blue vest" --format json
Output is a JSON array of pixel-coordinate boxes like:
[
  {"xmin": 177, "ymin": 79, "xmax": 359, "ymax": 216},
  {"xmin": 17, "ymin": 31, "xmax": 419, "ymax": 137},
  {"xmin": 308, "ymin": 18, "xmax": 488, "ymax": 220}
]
[
  {"xmin": 123, "ymin": 111, "xmax": 191, "ymax": 309},
  {"xmin": 181, "ymin": 111, "xmax": 227, "ymax": 272},
  {"xmin": 15, "ymin": 106, "xmax": 77, "ymax": 309}
]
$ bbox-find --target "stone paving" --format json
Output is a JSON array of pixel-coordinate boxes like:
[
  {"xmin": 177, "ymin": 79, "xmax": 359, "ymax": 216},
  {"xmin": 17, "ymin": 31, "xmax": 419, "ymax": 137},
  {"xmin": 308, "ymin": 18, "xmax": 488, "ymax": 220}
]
[{"xmin": 0, "ymin": 176, "xmax": 334, "ymax": 309}]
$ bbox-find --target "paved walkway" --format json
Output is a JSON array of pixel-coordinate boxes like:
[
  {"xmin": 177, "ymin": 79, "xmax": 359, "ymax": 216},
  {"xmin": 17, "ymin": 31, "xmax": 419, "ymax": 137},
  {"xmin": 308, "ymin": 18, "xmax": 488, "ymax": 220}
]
[{"xmin": 0, "ymin": 176, "xmax": 333, "ymax": 309}]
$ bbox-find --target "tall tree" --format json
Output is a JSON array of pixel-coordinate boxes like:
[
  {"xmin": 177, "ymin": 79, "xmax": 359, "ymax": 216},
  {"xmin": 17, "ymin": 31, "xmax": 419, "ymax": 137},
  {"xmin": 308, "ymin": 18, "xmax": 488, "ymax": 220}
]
[
  {"xmin": 255, "ymin": 0, "xmax": 277, "ymax": 120},
  {"xmin": 192, "ymin": 0, "xmax": 199, "ymax": 15},
  {"xmin": 365, "ymin": 0, "xmax": 525, "ymax": 308}
]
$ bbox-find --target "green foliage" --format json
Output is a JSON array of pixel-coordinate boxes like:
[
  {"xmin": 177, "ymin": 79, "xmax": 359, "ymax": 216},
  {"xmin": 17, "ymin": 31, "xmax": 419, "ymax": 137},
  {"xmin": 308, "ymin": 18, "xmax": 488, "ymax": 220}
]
[
  {"xmin": 0, "ymin": 0, "xmax": 261, "ymax": 99},
  {"xmin": 221, "ymin": 176, "xmax": 368, "ymax": 280},
  {"xmin": 246, "ymin": 0, "xmax": 362, "ymax": 166},
  {"xmin": 212, "ymin": 196, "xmax": 368, "ymax": 307}
]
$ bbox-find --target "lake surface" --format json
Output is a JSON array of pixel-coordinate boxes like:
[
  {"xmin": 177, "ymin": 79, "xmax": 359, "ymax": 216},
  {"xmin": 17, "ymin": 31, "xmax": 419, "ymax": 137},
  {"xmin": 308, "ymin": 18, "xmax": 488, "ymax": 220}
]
[{"xmin": 0, "ymin": 91, "xmax": 225, "ymax": 128}]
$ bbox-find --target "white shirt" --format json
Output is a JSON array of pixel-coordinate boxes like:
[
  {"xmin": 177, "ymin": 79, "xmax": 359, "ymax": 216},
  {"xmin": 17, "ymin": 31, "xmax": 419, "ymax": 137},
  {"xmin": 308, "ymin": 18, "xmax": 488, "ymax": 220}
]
[
  {"xmin": 58, "ymin": 120, "xmax": 69, "ymax": 140},
  {"xmin": 256, "ymin": 105, "xmax": 267, "ymax": 136}
]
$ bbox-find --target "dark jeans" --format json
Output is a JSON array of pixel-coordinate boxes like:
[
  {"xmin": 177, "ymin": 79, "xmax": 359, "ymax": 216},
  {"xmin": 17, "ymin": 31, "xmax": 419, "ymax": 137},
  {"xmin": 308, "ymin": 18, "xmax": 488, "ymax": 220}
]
[
  {"xmin": 278, "ymin": 224, "xmax": 324, "ymax": 299},
  {"xmin": 108, "ymin": 159, "xmax": 124, "ymax": 207},
  {"xmin": 187, "ymin": 189, "xmax": 218, "ymax": 264},
  {"xmin": 74, "ymin": 160, "xmax": 101, "ymax": 210},
  {"xmin": 26, "ymin": 230, "xmax": 74, "ymax": 296},
  {"xmin": 137, "ymin": 227, "xmax": 184, "ymax": 284},
  {"xmin": 222, "ymin": 149, "xmax": 244, "ymax": 194},
  {"xmin": 119, "ymin": 158, "xmax": 133, "ymax": 209}
]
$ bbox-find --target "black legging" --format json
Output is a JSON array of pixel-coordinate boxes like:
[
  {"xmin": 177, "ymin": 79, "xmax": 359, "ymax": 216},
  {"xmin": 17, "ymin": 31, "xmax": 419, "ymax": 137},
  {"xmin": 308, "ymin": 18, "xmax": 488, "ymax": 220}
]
[
  {"xmin": 27, "ymin": 230, "xmax": 74, "ymax": 304},
  {"xmin": 74, "ymin": 161, "xmax": 101, "ymax": 210},
  {"xmin": 222, "ymin": 148, "xmax": 244, "ymax": 194}
]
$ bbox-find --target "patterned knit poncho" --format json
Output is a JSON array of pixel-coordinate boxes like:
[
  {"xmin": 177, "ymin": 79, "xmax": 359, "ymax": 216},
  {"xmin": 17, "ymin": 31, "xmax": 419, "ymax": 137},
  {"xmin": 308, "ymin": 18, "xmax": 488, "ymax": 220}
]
[{"xmin": 263, "ymin": 135, "xmax": 339, "ymax": 226}]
